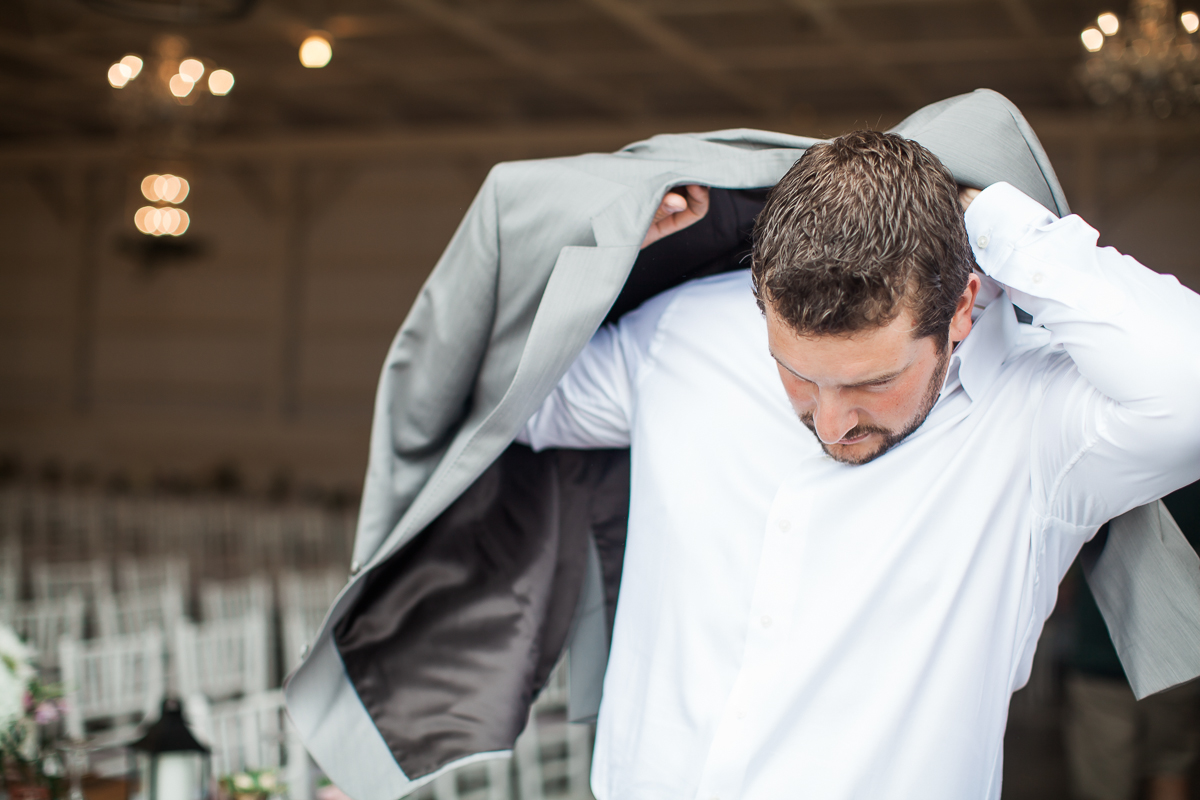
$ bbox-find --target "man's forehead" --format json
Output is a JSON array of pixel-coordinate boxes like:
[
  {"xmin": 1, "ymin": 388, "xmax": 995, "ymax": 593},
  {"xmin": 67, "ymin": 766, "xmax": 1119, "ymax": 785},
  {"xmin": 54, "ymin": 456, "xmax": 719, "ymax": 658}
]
[{"xmin": 765, "ymin": 304, "xmax": 927, "ymax": 382}]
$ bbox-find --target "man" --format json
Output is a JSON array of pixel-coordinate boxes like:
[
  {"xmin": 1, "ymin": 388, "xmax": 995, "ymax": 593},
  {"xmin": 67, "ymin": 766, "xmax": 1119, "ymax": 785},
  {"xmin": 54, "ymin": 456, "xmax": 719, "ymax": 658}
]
[
  {"xmin": 285, "ymin": 91, "xmax": 1200, "ymax": 800},
  {"xmin": 517, "ymin": 131, "xmax": 1200, "ymax": 798}
]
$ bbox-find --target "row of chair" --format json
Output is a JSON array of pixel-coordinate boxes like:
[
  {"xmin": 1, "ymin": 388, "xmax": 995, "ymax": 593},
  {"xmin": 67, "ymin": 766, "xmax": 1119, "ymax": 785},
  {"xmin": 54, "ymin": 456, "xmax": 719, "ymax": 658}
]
[{"xmin": 0, "ymin": 487, "xmax": 355, "ymax": 593}]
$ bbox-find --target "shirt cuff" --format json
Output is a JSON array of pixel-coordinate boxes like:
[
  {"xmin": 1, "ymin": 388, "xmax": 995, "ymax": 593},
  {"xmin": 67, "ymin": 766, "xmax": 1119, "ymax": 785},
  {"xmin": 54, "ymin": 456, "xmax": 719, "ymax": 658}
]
[{"xmin": 963, "ymin": 181, "xmax": 1057, "ymax": 276}]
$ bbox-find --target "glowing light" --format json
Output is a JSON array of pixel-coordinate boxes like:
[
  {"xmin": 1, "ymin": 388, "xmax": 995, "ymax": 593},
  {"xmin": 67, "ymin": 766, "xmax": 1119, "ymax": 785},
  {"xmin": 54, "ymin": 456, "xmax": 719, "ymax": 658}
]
[
  {"xmin": 1097, "ymin": 12, "xmax": 1120, "ymax": 35},
  {"xmin": 1082, "ymin": 28, "xmax": 1105, "ymax": 52},
  {"xmin": 108, "ymin": 63, "xmax": 130, "ymax": 88},
  {"xmin": 1183, "ymin": 11, "xmax": 1200, "ymax": 33},
  {"xmin": 169, "ymin": 73, "xmax": 194, "ymax": 97},
  {"xmin": 179, "ymin": 58, "xmax": 205, "ymax": 83},
  {"xmin": 120, "ymin": 54, "xmax": 143, "ymax": 78},
  {"xmin": 134, "ymin": 205, "xmax": 190, "ymax": 236},
  {"xmin": 208, "ymin": 69, "xmax": 235, "ymax": 95},
  {"xmin": 299, "ymin": 35, "xmax": 332, "ymax": 68},
  {"xmin": 141, "ymin": 173, "xmax": 190, "ymax": 203},
  {"xmin": 135, "ymin": 206, "xmax": 160, "ymax": 234},
  {"xmin": 141, "ymin": 174, "xmax": 161, "ymax": 201}
]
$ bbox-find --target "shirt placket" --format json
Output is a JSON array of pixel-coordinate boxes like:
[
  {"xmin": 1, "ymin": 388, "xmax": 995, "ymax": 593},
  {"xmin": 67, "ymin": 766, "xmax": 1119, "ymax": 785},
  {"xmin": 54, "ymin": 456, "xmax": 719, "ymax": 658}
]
[{"xmin": 694, "ymin": 474, "xmax": 812, "ymax": 800}]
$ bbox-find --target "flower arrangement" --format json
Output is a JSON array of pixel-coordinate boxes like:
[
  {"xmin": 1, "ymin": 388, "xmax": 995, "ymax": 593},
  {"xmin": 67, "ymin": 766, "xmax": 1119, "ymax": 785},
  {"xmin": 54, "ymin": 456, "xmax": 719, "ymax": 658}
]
[
  {"xmin": 0, "ymin": 623, "xmax": 68, "ymax": 797},
  {"xmin": 220, "ymin": 768, "xmax": 283, "ymax": 800}
]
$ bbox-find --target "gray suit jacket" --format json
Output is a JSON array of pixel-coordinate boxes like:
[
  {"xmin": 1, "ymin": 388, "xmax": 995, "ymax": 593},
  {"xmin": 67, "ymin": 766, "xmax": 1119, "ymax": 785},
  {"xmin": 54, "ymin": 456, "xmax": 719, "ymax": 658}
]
[{"xmin": 284, "ymin": 89, "xmax": 1200, "ymax": 800}]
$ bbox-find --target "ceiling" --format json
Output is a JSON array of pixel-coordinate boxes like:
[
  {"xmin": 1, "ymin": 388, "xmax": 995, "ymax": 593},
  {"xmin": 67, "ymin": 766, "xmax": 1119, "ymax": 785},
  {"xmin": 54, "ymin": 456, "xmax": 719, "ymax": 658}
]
[{"xmin": 0, "ymin": 0, "xmax": 1129, "ymax": 144}]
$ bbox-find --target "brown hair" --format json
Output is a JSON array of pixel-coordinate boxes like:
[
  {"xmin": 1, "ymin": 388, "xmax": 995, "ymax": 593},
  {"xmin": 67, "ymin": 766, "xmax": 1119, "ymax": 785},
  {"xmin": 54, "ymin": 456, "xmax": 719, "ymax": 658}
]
[{"xmin": 751, "ymin": 130, "xmax": 975, "ymax": 341}]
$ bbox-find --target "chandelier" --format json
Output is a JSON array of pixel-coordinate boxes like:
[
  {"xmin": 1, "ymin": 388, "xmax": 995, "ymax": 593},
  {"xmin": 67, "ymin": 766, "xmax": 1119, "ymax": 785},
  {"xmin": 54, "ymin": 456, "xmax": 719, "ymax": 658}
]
[{"xmin": 1078, "ymin": 0, "xmax": 1200, "ymax": 116}]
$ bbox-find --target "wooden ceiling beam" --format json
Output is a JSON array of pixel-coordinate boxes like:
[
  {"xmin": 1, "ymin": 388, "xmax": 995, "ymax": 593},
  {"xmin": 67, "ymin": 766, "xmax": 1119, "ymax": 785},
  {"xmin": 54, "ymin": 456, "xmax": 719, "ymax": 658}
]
[
  {"xmin": 384, "ymin": 0, "xmax": 641, "ymax": 117},
  {"xmin": 3, "ymin": 112, "xmax": 1196, "ymax": 168},
  {"xmin": 996, "ymin": 0, "xmax": 1045, "ymax": 38},
  {"xmin": 581, "ymin": 0, "xmax": 780, "ymax": 114},
  {"xmin": 782, "ymin": 0, "xmax": 927, "ymax": 109}
]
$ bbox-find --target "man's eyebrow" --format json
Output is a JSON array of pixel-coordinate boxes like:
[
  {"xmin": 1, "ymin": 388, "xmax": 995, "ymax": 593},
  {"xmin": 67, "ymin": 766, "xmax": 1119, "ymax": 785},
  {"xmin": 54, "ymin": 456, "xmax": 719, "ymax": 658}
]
[{"xmin": 769, "ymin": 349, "xmax": 906, "ymax": 388}]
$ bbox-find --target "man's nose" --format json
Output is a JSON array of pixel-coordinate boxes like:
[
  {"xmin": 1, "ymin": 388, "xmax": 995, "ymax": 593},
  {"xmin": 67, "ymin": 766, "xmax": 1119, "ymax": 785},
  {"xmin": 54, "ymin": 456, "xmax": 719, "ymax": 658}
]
[{"xmin": 813, "ymin": 390, "xmax": 858, "ymax": 445}]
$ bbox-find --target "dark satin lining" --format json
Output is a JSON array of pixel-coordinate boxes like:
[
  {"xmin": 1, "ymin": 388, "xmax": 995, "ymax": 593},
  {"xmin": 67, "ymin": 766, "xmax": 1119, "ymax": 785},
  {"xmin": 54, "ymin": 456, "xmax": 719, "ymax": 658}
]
[
  {"xmin": 334, "ymin": 445, "xmax": 627, "ymax": 779},
  {"xmin": 335, "ymin": 189, "xmax": 766, "ymax": 779}
]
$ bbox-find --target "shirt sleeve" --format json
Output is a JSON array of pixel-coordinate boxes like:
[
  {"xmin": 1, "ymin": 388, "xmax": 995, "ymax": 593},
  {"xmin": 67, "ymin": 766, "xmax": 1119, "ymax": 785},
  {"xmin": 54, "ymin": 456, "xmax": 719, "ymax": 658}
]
[
  {"xmin": 964, "ymin": 182, "xmax": 1200, "ymax": 528},
  {"xmin": 517, "ymin": 288, "xmax": 676, "ymax": 451}
]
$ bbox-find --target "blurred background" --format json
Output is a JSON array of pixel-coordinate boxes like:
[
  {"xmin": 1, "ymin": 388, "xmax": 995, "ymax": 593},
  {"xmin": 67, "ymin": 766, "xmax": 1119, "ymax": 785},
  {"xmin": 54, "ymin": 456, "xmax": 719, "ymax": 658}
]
[{"xmin": 0, "ymin": 0, "xmax": 1198, "ymax": 799}]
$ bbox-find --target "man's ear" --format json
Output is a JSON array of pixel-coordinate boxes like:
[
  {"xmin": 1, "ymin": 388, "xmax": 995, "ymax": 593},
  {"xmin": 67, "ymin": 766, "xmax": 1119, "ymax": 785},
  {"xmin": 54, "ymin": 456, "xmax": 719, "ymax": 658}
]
[{"xmin": 948, "ymin": 273, "xmax": 981, "ymax": 345}]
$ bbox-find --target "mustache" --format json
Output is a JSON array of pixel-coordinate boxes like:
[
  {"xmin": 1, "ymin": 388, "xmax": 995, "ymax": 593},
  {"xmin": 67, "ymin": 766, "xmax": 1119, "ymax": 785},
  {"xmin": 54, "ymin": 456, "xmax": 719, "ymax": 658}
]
[{"xmin": 798, "ymin": 415, "xmax": 891, "ymax": 442}]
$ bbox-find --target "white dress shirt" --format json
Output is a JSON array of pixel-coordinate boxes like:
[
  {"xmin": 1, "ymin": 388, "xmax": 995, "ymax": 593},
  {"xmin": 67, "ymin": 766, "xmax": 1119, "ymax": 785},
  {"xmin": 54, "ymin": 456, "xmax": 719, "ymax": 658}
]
[{"xmin": 518, "ymin": 183, "xmax": 1200, "ymax": 800}]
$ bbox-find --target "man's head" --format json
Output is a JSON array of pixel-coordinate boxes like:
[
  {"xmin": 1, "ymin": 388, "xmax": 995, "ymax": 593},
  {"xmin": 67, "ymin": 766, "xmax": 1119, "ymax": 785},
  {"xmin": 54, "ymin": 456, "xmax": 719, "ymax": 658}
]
[{"xmin": 751, "ymin": 130, "xmax": 980, "ymax": 465}]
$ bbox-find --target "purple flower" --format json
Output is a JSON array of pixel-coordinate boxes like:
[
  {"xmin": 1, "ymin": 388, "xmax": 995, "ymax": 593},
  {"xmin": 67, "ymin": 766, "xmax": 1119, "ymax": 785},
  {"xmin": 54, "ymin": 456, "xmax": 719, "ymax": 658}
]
[{"xmin": 34, "ymin": 701, "xmax": 59, "ymax": 725}]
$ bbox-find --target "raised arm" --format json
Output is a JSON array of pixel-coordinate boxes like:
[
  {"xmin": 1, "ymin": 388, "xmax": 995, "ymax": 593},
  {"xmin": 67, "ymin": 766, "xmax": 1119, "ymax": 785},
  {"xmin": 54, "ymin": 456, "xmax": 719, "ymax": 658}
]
[
  {"xmin": 965, "ymin": 182, "xmax": 1200, "ymax": 526},
  {"xmin": 518, "ymin": 287, "xmax": 675, "ymax": 451}
]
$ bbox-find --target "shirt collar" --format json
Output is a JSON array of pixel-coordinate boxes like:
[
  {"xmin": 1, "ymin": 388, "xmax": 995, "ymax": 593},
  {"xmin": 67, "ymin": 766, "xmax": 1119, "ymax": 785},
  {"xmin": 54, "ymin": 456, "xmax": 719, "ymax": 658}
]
[{"xmin": 942, "ymin": 282, "xmax": 1021, "ymax": 403}]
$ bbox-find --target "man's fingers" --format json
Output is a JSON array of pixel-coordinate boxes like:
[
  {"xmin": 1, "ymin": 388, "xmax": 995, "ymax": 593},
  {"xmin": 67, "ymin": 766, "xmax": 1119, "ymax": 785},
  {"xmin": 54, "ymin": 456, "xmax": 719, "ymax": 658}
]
[
  {"xmin": 654, "ymin": 192, "xmax": 687, "ymax": 222},
  {"xmin": 958, "ymin": 186, "xmax": 981, "ymax": 212},
  {"xmin": 641, "ymin": 185, "xmax": 711, "ymax": 250}
]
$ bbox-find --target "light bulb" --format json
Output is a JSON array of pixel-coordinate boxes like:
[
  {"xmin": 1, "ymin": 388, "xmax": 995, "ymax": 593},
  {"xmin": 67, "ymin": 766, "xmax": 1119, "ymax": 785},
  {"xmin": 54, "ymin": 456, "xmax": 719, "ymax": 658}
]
[
  {"xmin": 299, "ymin": 35, "xmax": 332, "ymax": 68},
  {"xmin": 169, "ymin": 74, "xmax": 194, "ymax": 98},
  {"xmin": 179, "ymin": 58, "xmax": 205, "ymax": 83},
  {"xmin": 1097, "ymin": 12, "xmax": 1120, "ymax": 36},
  {"xmin": 1183, "ymin": 11, "xmax": 1199, "ymax": 33},
  {"xmin": 141, "ymin": 174, "xmax": 161, "ymax": 201},
  {"xmin": 1081, "ymin": 28, "xmax": 1105, "ymax": 52},
  {"xmin": 120, "ymin": 55, "xmax": 143, "ymax": 79},
  {"xmin": 108, "ymin": 63, "xmax": 130, "ymax": 88},
  {"xmin": 208, "ymin": 69, "xmax": 235, "ymax": 95}
]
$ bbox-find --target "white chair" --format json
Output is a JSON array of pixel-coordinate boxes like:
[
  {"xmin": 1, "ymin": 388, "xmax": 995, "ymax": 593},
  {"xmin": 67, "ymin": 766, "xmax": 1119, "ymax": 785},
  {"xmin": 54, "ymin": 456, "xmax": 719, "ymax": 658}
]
[
  {"xmin": 513, "ymin": 661, "xmax": 593, "ymax": 800},
  {"xmin": 279, "ymin": 570, "xmax": 344, "ymax": 673},
  {"xmin": 31, "ymin": 559, "xmax": 111, "ymax": 604},
  {"xmin": 175, "ymin": 611, "xmax": 270, "ymax": 702},
  {"xmin": 416, "ymin": 760, "xmax": 512, "ymax": 800},
  {"xmin": 200, "ymin": 575, "xmax": 273, "ymax": 622},
  {"xmin": 59, "ymin": 630, "xmax": 166, "ymax": 748},
  {"xmin": 117, "ymin": 556, "xmax": 189, "ymax": 597},
  {"xmin": 3, "ymin": 593, "xmax": 86, "ymax": 673},
  {"xmin": 96, "ymin": 586, "xmax": 186, "ymax": 639},
  {"xmin": 0, "ymin": 537, "xmax": 21, "ymax": 606},
  {"xmin": 188, "ymin": 690, "xmax": 312, "ymax": 800},
  {"xmin": 201, "ymin": 575, "xmax": 277, "ymax": 686}
]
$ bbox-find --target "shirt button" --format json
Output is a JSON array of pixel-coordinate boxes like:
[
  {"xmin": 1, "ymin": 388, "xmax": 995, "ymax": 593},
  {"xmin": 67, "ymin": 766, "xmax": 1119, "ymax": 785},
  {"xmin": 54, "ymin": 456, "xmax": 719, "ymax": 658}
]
[
  {"xmin": 350, "ymin": 561, "xmax": 361, "ymax": 575},
  {"xmin": 776, "ymin": 518, "xmax": 791, "ymax": 532},
  {"xmin": 1032, "ymin": 272, "xmax": 1045, "ymax": 284},
  {"xmin": 977, "ymin": 234, "xmax": 990, "ymax": 249},
  {"xmin": 761, "ymin": 615, "xmax": 773, "ymax": 628},
  {"xmin": 735, "ymin": 707, "xmax": 746, "ymax": 720}
]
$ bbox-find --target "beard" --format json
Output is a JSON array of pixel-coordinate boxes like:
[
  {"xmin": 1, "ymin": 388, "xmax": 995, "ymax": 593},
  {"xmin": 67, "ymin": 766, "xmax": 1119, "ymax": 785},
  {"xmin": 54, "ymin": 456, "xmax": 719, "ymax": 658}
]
[{"xmin": 799, "ymin": 339, "xmax": 951, "ymax": 466}]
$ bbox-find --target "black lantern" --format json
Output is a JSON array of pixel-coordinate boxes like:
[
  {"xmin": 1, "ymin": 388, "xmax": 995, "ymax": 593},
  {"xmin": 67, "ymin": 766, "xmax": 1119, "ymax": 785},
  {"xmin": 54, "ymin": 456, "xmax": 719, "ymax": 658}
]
[{"xmin": 131, "ymin": 698, "xmax": 212, "ymax": 800}]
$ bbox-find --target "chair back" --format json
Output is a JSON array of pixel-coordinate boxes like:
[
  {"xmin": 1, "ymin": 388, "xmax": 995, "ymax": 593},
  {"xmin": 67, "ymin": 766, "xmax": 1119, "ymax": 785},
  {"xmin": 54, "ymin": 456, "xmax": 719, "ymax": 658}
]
[
  {"xmin": 0, "ymin": 538, "xmax": 21, "ymax": 606},
  {"xmin": 279, "ymin": 570, "xmax": 343, "ymax": 673},
  {"xmin": 59, "ymin": 630, "xmax": 165, "ymax": 741},
  {"xmin": 117, "ymin": 557, "xmax": 189, "ymax": 597},
  {"xmin": 200, "ymin": 575, "xmax": 273, "ymax": 622},
  {"xmin": 190, "ymin": 690, "xmax": 311, "ymax": 800},
  {"xmin": 5, "ymin": 593, "xmax": 86, "ymax": 673},
  {"xmin": 175, "ymin": 611, "xmax": 270, "ymax": 702},
  {"xmin": 31, "ymin": 560, "xmax": 112, "ymax": 604},
  {"xmin": 96, "ymin": 586, "xmax": 186, "ymax": 639},
  {"xmin": 513, "ymin": 660, "xmax": 591, "ymax": 800}
]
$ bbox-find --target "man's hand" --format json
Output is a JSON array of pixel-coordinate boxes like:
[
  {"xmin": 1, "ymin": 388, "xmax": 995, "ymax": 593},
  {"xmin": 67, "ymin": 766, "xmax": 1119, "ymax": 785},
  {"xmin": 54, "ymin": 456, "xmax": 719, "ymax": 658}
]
[
  {"xmin": 641, "ymin": 185, "xmax": 710, "ymax": 250},
  {"xmin": 959, "ymin": 186, "xmax": 981, "ymax": 212}
]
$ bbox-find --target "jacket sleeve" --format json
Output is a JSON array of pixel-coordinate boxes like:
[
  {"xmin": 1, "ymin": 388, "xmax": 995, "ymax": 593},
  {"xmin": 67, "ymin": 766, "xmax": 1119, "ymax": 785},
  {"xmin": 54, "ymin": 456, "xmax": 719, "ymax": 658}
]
[{"xmin": 354, "ymin": 170, "xmax": 502, "ymax": 566}]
